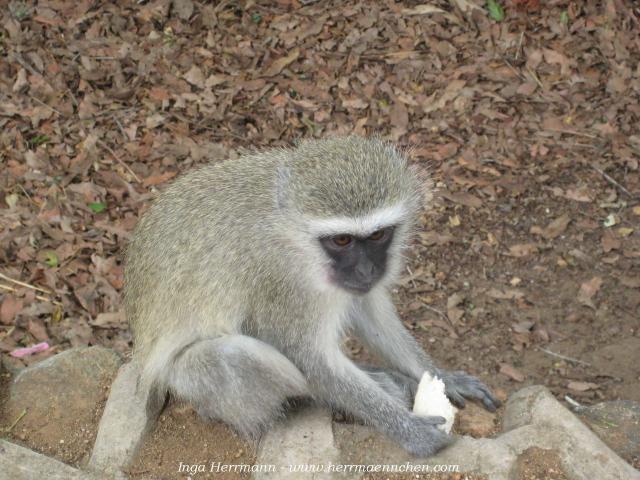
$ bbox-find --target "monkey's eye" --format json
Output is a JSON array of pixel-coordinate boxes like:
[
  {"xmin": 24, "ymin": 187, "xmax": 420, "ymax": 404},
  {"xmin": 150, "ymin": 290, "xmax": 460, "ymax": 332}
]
[
  {"xmin": 368, "ymin": 229, "xmax": 386, "ymax": 241},
  {"xmin": 332, "ymin": 235, "xmax": 353, "ymax": 247}
]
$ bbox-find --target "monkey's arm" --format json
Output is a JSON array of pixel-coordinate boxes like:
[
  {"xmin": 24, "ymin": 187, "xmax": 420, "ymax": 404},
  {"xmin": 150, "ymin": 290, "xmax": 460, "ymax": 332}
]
[
  {"xmin": 354, "ymin": 292, "xmax": 500, "ymax": 412},
  {"xmin": 293, "ymin": 344, "xmax": 451, "ymax": 457}
]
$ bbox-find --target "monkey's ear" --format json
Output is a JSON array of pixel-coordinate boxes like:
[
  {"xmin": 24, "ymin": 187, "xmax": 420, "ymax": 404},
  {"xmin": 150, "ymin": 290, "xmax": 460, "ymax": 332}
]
[
  {"xmin": 409, "ymin": 163, "xmax": 435, "ymax": 207},
  {"xmin": 275, "ymin": 165, "xmax": 291, "ymax": 211}
]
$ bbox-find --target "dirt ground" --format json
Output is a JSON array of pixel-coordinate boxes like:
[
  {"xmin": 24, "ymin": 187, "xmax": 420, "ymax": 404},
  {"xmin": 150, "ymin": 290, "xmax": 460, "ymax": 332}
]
[
  {"xmin": 1, "ymin": 0, "xmax": 639, "ymax": 478},
  {"xmin": 127, "ymin": 401, "xmax": 256, "ymax": 480}
]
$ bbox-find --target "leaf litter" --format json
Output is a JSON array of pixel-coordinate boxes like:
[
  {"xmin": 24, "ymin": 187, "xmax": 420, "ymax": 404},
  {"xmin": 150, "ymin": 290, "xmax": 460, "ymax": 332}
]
[{"xmin": 0, "ymin": 0, "xmax": 638, "ymax": 427}]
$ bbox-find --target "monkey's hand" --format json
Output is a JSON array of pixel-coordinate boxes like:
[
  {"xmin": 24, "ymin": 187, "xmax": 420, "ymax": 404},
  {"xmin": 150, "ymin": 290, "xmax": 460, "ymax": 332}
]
[
  {"xmin": 439, "ymin": 370, "xmax": 501, "ymax": 412},
  {"xmin": 396, "ymin": 414, "xmax": 454, "ymax": 457}
]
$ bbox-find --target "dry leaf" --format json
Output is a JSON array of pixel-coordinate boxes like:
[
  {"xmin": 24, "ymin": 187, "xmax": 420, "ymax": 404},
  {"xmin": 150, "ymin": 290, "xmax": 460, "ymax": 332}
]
[
  {"xmin": 512, "ymin": 320, "xmax": 535, "ymax": 333},
  {"xmin": 143, "ymin": 171, "xmax": 177, "ymax": 187},
  {"xmin": 564, "ymin": 187, "xmax": 592, "ymax": 203},
  {"xmin": 1, "ymin": 295, "xmax": 23, "ymax": 325},
  {"xmin": 402, "ymin": 5, "xmax": 446, "ymax": 15},
  {"xmin": 419, "ymin": 232, "xmax": 454, "ymax": 246},
  {"xmin": 567, "ymin": 381, "xmax": 599, "ymax": 392},
  {"xmin": 577, "ymin": 277, "xmax": 603, "ymax": 308},
  {"xmin": 441, "ymin": 191, "xmax": 483, "ymax": 208},
  {"xmin": 620, "ymin": 276, "xmax": 640, "ymax": 288},
  {"xmin": 423, "ymin": 80, "xmax": 466, "ymax": 114},
  {"xmin": 601, "ymin": 230, "xmax": 621, "ymax": 253},
  {"xmin": 499, "ymin": 364, "xmax": 525, "ymax": 382},
  {"xmin": 183, "ymin": 65, "xmax": 205, "ymax": 89},
  {"xmin": 447, "ymin": 293, "xmax": 465, "ymax": 324},
  {"xmin": 541, "ymin": 214, "xmax": 571, "ymax": 239},
  {"xmin": 263, "ymin": 49, "xmax": 300, "ymax": 77},
  {"xmin": 487, "ymin": 288, "xmax": 525, "ymax": 300},
  {"xmin": 91, "ymin": 311, "xmax": 126, "ymax": 328},
  {"xmin": 507, "ymin": 243, "xmax": 538, "ymax": 257}
]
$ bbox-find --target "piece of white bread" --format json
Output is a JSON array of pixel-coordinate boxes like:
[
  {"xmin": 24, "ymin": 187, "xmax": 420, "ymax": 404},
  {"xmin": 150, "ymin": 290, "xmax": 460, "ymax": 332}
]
[{"xmin": 412, "ymin": 372, "xmax": 457, "ymax": 434}]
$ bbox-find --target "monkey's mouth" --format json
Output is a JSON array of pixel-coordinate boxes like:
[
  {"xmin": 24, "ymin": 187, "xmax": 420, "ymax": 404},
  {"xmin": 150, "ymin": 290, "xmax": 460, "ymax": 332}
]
[{"xmin": 340, "ymin": 280, "xmax": 375, "ymax": 295}]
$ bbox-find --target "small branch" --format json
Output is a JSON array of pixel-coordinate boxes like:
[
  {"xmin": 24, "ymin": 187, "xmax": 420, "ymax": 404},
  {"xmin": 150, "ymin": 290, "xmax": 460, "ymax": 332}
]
[
  {"xmin": 9, "ymin": 52, "xmax": 42, "ymax": 77},
  {"xmin": 515, "ymin": 31, "xmax": 525, "ymax": 61},
  {"xmin": 1, "ymin": 409, "xmax": 27, "ymax": 433},
  {"xmin": 422, "ymin": 303, "xmax": 459, "ymax": 338},
  {"xmin": 527, "ymin": 67, "xmax": 544, "ymax": 89},
  {"xmin": 28, "ymin": 95, "xmax": 63, "ymax": 116},
  {"xmin": 405, "ymin": 266, "xmax": 418, "ymax": 289},
  {"xmin": 590, "ymin": 164, "xmax": 635, "ymax": 198},
  {"xmin": 97, "ymin": 140, "xmax": 142, "ymax": 184},
  {"xmin": 545, "ymin": 128, "xmax": 598, "ymax": 139},
  {"xmin": 0, "ymin": 272, "xmax": 52, "ymax": 295},
  {"xmin": 564, "ymin": 395, "xmax": 586, "ymax": 412},
  {"xmin": 0, "ymin": 284, "xmax": 63, "ymax": 306},
  {"xmin": 539, "ymin": 347, "xmax": 592, "ymax": 367}
]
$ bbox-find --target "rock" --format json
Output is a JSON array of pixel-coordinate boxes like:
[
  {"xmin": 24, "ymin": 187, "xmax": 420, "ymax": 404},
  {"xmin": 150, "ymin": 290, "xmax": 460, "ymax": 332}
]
[
  {"xmin": 333, "ymin": 385, "xmax": 640, "ymax": 480},
  {"xmin": 456, "ymin": 402, "xmax": 498, "ymax": 438},
  {"xmin": 88, "ymin": 362, "xmax": 154, "ymax": 479},
  {"xmin": 578, "ymin": 400, "xmax": 640, "ymax": 468},
  {"xmin": 0, "ymin": 439, "xmax": 97, "ymax": 479},
  {"xmin": 509, "ymin": 447, "xmax": 570, "ymax": 480},
  {"xmin": 1, "ymin": 353, "xmax": 25, "ymax": 376},
  {"xmin": 335, "ymin": 421, "xmax": 518, "ymax": 480},
  {"xmin": 5, "ymin": 346, "xmax": 122, "ymax": 465},
  {"xmin": 503, "ymin": 386, "xmax": 640, "ymax": 480},
  {"xmin": 255, "ymin": 407, "xmax": 338, "ymax": 480}
]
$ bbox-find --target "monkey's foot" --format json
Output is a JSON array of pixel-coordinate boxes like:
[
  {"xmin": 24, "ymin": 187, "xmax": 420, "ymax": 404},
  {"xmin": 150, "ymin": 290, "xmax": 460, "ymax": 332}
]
[{"xmin": 439, "ymin": 370, "xmax": 501, "ymax": 412}]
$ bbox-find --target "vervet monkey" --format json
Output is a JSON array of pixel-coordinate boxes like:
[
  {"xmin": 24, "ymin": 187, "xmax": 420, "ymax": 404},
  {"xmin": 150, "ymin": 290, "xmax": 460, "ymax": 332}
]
[{"xmin": 125, "ymin": 136, "xmax": 499, "ymax": 457}]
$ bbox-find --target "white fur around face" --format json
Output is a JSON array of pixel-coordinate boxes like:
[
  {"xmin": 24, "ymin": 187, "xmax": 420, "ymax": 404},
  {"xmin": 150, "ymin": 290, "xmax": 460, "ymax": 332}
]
[{"xmin": 304, "ymin": 203, "xmax": 408, "ymax": 238}]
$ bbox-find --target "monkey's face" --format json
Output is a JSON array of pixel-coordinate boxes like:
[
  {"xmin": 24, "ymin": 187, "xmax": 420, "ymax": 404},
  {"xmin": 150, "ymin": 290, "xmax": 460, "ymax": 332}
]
[{"xmin": 318, "ymin": 226, "xmax": 395, "ymax": 295}]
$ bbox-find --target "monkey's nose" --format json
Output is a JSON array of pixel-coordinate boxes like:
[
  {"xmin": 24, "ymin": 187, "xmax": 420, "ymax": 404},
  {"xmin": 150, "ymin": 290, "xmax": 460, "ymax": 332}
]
[{"xmin": 355, "ymin": 260, "xmax": 375, "ymax": 282}]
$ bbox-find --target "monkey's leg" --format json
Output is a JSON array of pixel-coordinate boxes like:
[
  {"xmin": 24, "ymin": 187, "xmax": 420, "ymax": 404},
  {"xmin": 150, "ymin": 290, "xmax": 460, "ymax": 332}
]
[
  {"xmin": 359, "ymin": 364, "xmax": 418, "ymax": 407},
  {"xmin": 167, "ymin": 335, "xmax": 309, "ymax": 440}
]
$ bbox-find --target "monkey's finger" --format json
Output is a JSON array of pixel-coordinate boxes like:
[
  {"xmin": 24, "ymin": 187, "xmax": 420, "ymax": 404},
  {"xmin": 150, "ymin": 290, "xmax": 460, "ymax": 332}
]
[
  {"xmin": 471, "ymin": 382, "xmax": 501, "ymax": 412},
  {"xmin": 481, "ymin": 395, "xmax": 499, "ymax": 412},
  {"xmin": 447, "ymin": 391, "xmax": 466, "ymax": 409},
  {"xmin": 479, "ymin": 388, "xmax": 501, "ymax": 412},
  {"xmin": 418, "ymin": 415, "xmax": 447, "ymax": 425}
]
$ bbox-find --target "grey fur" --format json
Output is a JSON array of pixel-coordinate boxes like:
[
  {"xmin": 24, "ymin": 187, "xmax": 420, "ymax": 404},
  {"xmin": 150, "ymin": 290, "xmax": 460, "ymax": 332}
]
[{"xmin": 125, "ymin": 136, "xmax": 498, "ymax": 458}]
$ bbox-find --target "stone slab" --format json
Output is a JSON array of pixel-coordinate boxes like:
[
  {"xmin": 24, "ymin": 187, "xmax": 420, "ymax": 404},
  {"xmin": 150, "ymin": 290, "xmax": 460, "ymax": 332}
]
[
  {"xmin": 0, "ymin": 439, "xmax": 96, "ymax": 480},
  {"xmin": 254, "ymin": 407, "xmax": 340, "ymax": 480},
  {"xmin": 88, "ymin": 362, "xmax": 153, "ymax": 478},
  {"xmin": 334, "ymin": 385, "xmax": 640, "ymax": 480}
]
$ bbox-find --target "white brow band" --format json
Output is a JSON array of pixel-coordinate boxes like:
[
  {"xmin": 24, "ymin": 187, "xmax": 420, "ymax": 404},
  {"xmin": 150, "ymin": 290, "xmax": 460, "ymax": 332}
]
[{"xmin": 305, "ymin": 203, "xmax": 407, "ymax": 237}]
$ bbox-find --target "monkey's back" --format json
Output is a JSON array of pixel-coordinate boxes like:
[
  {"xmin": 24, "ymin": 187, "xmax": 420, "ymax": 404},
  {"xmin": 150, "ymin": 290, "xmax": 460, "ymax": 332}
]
[{"xmin": 125, "ymin": 153, "xmax": 286, "ymax": 360}]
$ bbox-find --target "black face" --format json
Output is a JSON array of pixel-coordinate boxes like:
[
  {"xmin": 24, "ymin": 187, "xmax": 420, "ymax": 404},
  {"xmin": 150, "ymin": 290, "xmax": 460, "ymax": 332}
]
[{"xmin": 319, "ymin": 227, "xmax": 395, "ymax": 294}]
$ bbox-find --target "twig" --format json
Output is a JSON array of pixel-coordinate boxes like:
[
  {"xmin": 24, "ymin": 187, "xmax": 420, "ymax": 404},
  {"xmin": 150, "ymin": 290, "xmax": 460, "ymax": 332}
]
[
  {"xmin": 0, "ymin": 284, "xmax": 63, "ymax": 306},
  {"xmin": 114, "ymin": 118, "xmax": 128, "ymax": 141},
  {"xmin": 545, "ymin": 128, "xmax": 598, "ymax": 139},
  {"xmin": 527, "ymin": 67, "xmax": 544, "ymax": 89},
  {"xmin": 97, "ymin": 140, "xmax": 142, "ymax": 184},
  {"xmin": 423, "ymin": 304, "xmax": 447, "ymax": 320},
  {"xmin": 405, "ymin": 266, "xmax": 418, "ymax": 289},
  {"xmin": 1, "ymin": 409, "xmax": 27, "ymax": 433},
  {"xmin": 515, "ymin": 31, "xmax": 525, "ymax": 61},
  {"xmin": 9, "ymin": 52, "xmax": 42, "ymax": 77},
  {"xmin": 422, "ymin": 304, "xmax": 459, "ymax": 337},
  {"xmin": 539, "ymin": 347, "xmax": 592, "ymax": 367},
  {"xmin": 28, "ymin": 95, "xmax": 63, "ymax": 116},
  {"xmin": 564, "ymin": 395, "xmax": 586, "ymax": 412},
  {"xmin": 590, "ymin": 164, "xmax": 635, "ymax": 198},
  {"xmin": 0, "ymin": 272, "xmax": 52, "ymax": 295},
  {"xmin": 502, "ymin": 58, "xmax": 526, "ymax": 81}
]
